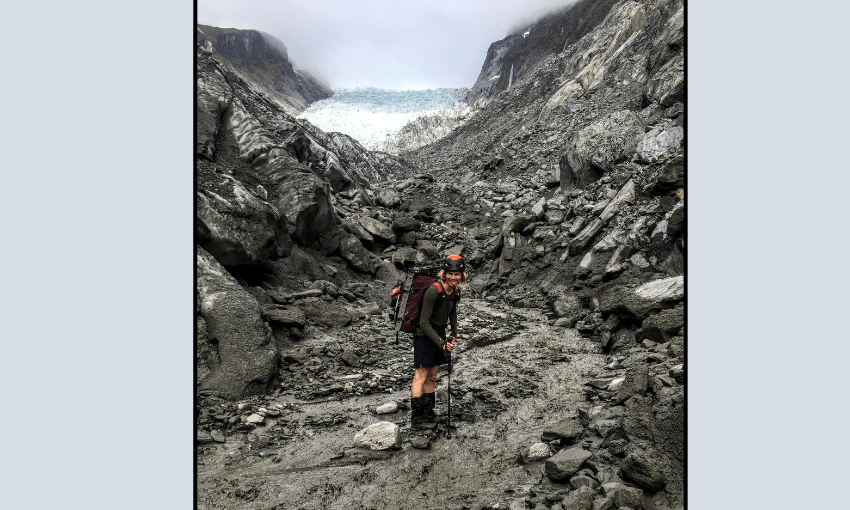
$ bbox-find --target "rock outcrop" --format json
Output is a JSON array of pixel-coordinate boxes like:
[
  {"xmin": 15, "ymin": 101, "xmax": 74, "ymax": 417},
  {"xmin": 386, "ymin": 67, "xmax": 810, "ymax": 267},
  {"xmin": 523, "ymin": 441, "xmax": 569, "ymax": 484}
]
[{"xmin": 197, "ymin": 24, "xmax": 331, "ymax": 116}]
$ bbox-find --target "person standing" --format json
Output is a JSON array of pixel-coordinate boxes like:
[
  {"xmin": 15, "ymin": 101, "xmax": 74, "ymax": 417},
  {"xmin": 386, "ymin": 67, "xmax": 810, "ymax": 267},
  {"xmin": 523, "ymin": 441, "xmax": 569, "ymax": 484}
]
[{"xmin": 410, "ymin": 254, "xmax": 465, "ymax": 421}]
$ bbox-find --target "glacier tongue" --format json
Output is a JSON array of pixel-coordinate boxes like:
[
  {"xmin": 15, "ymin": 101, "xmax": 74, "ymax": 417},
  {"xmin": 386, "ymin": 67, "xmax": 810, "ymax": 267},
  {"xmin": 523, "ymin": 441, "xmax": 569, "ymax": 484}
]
[{"xmin": 298, "ymin": 87, "xmax": 469, "ymax": 151}]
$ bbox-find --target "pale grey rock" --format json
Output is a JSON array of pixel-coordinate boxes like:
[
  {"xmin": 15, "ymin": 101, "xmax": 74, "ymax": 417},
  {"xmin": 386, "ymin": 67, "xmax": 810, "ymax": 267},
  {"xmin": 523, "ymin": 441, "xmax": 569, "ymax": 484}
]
[
  {"xmin": 197, "ymin": 246, "xmax": 278, "ymax": 399},
  {"xmin": 376, "ymin": 402, "xmax": 399, "ymax": 414},
  {"xmin": 353, "ymin": 421, "xmax": 401, "ymax": 450},
  {"xmin": 601, "ymin": 482, "xmax": 645, "ymax": 509},
  {"xmin": 636, "ymin": 120, "xmax": 683, "ymax": 164},
  {"xmin": 545, "ymin": 447, "xmax": 593, "ymax": 481}
]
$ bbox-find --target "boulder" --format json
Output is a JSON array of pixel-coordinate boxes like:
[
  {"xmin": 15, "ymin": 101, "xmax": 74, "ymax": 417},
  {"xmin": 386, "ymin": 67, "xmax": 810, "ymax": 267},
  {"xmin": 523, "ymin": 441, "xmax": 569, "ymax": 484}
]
[
  {"xmin": 502, "ymin": 214, "xmax": 535, "ymax": 235},
  {"xmin": 599, "ymin": 180, "xmax": 635, "ymax": 223},
  {"xmin": 358, "ymin": 216, "xmax": 397, "ymax": 243},
  {"xmin": 561, "ymin": 486, "xmax": 594, "ymax": 510},
  {"xmin": 376, "ymin": 402, "xmax": 399, "ymax": 414},
  {"xmin": 392, "ymin": 215, "xmax": 421, "ymax": 233},
  {"xmin": 636, "ymin": 120, "xmax": 683, "ymax": 164},
  {"xmin": 293, "ymin": 297, "xmax": 352, "ymax": 328},
  {"xmin": 197, "ymin": 187, "xmax": 292, "ymax": 266},
  {"xmin": 614, "ymin": 366, "xmax": 649, "ymax": 404},
  {"xmin": 341, "ymin": 349, "xmax": 360, "ymax": 366},
  {"xmin": 570, "ymin": 475, "xmax": 600, "ymax": 491},
  {"xmin": 341, "ymin": 217, "xmax": 374, "ymax": 245},
  {"xmin": 531, "ymin": 197, "xmax": 548, "ymax": 219},
  {"xmin": 601, "ymin": 482, "xmax": 645, "ymax": 509},
  {"xmin": 308, "ymin": 279, "xmax": 340, "ymax": 297},
  {"xmin": 649, "ymin": 155, "xmax": 684, "ymax": 194},
  {"xmin": 592, "ymin": 276, "xmax": 683, "ymax": 319},
  {"xmin": 339, "ymin": 234, "xmax": 377, "ymax": 273},
  {"xmin": 391, "ymin": 247, "xmax": 419, "ymax": 268},
  {"xmin": 263, "ymin": 306, "xmax": 306, "ymax": 328},
  {"xmin": 541, "ymin": 417, "xmax": 584, "ymax": 442},
  {"xmin": 619, "ymin": 448, "xmax": 667, "ymax": 492},
  {"xmin": 353, "ymin": 421, "xmax": 401, "ymax": 450},
  {"xmin": 545, "ymin": 447, "xmax": 593, "ymax": 481},
  {"xmin": 639, "ymin": 306, "xmax": 684, "ymax": 343},
  {"xmin": 376, "ymin": 189, "xmax": 401, "ymax": 207},
  {"xmin": 520, "ymin": 442, "xmax": 551, "ymax": 464},
  {"xmin": 270, "ymin": 169, "xmax": 339, "ymax": 254},
  {"xmin": 560, "ymin": 111, "xmax": 645, "ymax": 192},
  {"xmin": 196, "ymin": 246, "xmax": 278, "ymax": 399},
  {"xmin": 569, "ymin": 219, "xmax": 605, "ymax": 256}
]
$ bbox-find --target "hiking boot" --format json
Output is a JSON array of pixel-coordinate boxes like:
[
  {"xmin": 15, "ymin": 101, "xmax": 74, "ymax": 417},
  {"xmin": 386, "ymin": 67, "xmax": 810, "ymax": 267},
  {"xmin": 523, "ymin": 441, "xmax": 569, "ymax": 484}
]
[
  {"xmin": 410, "ymin": 396, "xmax": 425, "ymax": 425},
  {"xmin": 422, "ymin": 392, "xmax": 436, "ymax": 417}
]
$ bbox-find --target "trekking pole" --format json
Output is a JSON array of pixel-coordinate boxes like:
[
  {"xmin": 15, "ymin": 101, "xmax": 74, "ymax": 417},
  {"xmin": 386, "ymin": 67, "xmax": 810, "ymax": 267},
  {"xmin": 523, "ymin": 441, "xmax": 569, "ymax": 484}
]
[{"xmin": 446, "ymin": 353, "xmax": 451, "ymax": 438}]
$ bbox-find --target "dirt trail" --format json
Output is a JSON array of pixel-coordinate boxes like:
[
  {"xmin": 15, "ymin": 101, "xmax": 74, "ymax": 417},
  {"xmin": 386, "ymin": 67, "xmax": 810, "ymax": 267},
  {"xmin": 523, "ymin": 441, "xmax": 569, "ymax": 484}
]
[{"xmin": 197, "ymin": 299, "xmax": 606, "ymax": 509}]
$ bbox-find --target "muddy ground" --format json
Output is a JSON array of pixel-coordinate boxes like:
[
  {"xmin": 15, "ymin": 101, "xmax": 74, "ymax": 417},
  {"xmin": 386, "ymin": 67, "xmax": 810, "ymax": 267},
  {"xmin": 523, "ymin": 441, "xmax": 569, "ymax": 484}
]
[{"xmin": 195, "ymin": 299, "xmax": 640, "ymax": 510}]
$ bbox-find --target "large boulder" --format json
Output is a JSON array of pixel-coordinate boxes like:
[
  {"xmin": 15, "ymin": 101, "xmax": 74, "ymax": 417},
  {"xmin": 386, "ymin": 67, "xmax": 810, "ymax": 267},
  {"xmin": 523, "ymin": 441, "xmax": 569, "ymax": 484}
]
[
  {"xmin": 569, "ymin": 218, "xmax": 605, "ymax": 256},
  {"xmin": 292, "ymin": 297, "xmax": 353, "ymax": 328},
  {"xmin": 270, "ymin": 168, "xmax": 339, "ymax": 254},
  {"xmin": 545, "ymin": 447, "xmax": 593, "ymax": 482},
  {"xmin": 619, "ymin": 447, "xmax": 667, "ymax": 492},
  {"xmin": 601, "ymin": 482, "xmax": 645, "ymax": 509},
  {"xmin": 639, "ymin": 306, "xmax": 684, "ymax": 343},
  {"xmin": 339, "ymin": 234, "xmax": 377, "ymax": 273},
  {"xmin": 196, "ymin": 246, "xmax": 278, "ymax": 399},
  {"xmin": 376, "ymin": 188, "xmax": 400, "ymax": 208},
  {"xmin": 541, "ymin": 417, "xmax": 584, "ymax": 442},
  {"xmin": 636, "ymin": 120, "xmax": 683, "ymax": 164},
  {"xmin": 561, "ymin": 486, "xmax": 595, "ymax": 510},
  {"xmin": 560, "ymin": 111, "xmax": 645, "ymax": 192},
  {"xmin": 353, "ymin": 421, "xmax": 401, "ymax": 450},
  {"xmin": 197, "ymin": 183, "xmax": 292, "ymax": 266},
  {"xmin": 592, "ymin": 276, "xmax": 684, "ymax": 319},
  {"xmin": 357, "ymin": 216, "xmax": 397, "ymax": 244}
]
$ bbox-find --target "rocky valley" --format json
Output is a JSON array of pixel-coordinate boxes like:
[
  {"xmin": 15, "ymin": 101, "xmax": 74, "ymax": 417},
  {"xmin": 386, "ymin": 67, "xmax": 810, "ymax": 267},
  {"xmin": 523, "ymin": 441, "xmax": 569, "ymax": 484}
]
[{"xmin": 196, "ymin": 0, "xmax": 685, "ymax": 508}]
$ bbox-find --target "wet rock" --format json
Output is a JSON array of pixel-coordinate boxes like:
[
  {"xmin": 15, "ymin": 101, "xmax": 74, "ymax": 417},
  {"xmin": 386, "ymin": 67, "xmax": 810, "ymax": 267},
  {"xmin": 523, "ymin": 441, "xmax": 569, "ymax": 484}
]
[
  {"xmin": 619, "ymin": 448, "xmax": 666, "ymax": 492},
  {"xmin": 197, "ymin": 187, "xmax": 291, "ymax": 266},
  {"xmin": 639, "ymin": 306, "xmax": 683, "ymax": 343},
  {"xmin": 246, "ymin": 413, "xmax": 264, "ymax": 424},
  {"xmin": 358, "ymin": 216, "xmax": 397, "ymax": 244},
  {"xmin": 264, "ymin": 306, "xmax": 306, "ymax": 328},
  {"xmin": 569, "ymin": 219, "xmax": 605, "ymax": 256},
  {"xmin": 392, "ymin": 215, "xmax": 421, "ymax": 232},
  {"xmin": 197, "ymin": 247, "xmax": 278, "ymax": 399},
  {"xmin": 376, "ymin": 189, "xmax": 400, "ymax": 208},
  {"xmin": 669, "ymin": 364, "xmax": 684, "ymax": 384},
  {"xmin": 308, "ymin": 279, "xmax": 340, "ymax": 297},
  {"xmin": 601, "ymin": 483, "xmax": 644, "ymax": 509},
  {"xmin": 545, "ymin": 447, "xmax": 593, "ymax": 481},
  {"xmin": 211, "ymin": 430, "xmax": 225, "ymax": 443},
  {"xmin": 283, "ymin": 350, "xmax": 309, "ymax": 364},
  {"xmin": 272, "ymin": 170, "xmax": 338, "ymax": 252},
  {"xmin": 570, "ymin": 474, "xmax": 600, "ymax": 490},
  {"xmin": 592, "ymin": 497, "xmax": 614, "ymax": 510},
  {"xmin": 341, "ymin": 217, "xmax": 374, "ymax": 245},
  {"xmin": 541, "ymin": 417, "xmax": 584, "ymax": 442},
  {"xmin": 561, "ymin": 485, "xmax": 595, "ymax": 510},
  {"xmin": 599, "ymin": 180, "xmax": 635, "ymax": 223},
  {"xmin": 560, "ymin": 111, "xmax": 646, "ymax": 192},
  {"xmin": 592, "ymin": 276, "xmax": 684, "ymax": 319},
  {"xmin": 353, "ymin": 421, "xmax": 401, "ymax": 450},
  {"xmin": 391, "ymin": 246, "xmax": 419, "ymax": 268},
  {"xmin": 294, "ymin": 297, "xmax": 352, "ymax": 328},
  {"xmin": 623, "ymin": 396, "xmax": 654, "ymax": 442},
  {"xmin": 520, "ymin": 442, "xmax": 551, "ymax": 463},
  {"xmin": 411, "ymin": 435, "xmax": 431, "ymax": 449},
  {"xmin": 502, "ymin": 213, "xmax": 535, "ymax": 235},
  {"xmin": 197, "ymin": 431, "xmax": 215, "ymax": 445},
  {"xmin": 376, "ymin": 402, "xmax": 398, "ymax": 414},
  {"xmin": 636, "ymin": 120, "xmax": 683, "ymax": 164},
  {"xmin": 341, "ymin": 349, "xmax": 360, "ymax": 367},
  {"xmin": 649, "ymin": 155, "xmax": 684, "ymax": 194},
  {"xmin": 615, "ymin": 366, "xmax": 649, "ymax": 404}
]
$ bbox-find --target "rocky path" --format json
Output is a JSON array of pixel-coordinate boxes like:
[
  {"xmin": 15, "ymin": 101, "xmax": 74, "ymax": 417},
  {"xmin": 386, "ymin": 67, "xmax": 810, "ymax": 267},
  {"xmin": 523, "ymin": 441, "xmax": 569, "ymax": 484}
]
[{"xmin": 196, "ymin": 300, "xmax": 617, "ymax": 509}]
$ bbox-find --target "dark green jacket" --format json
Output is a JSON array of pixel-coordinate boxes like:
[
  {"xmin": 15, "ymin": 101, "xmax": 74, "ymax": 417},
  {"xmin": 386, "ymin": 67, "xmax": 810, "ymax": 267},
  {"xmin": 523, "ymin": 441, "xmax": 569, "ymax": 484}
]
[{"xmin": 414, "ymin": 284, "xmax": 458, "ymax": 348}]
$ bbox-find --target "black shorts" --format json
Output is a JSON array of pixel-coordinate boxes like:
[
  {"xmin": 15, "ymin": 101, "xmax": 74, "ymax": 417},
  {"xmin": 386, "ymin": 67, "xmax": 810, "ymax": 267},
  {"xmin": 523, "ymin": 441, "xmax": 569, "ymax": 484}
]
[{"xmin": 413, "ymin": 335, "xmax": 447, "ymax": 368}]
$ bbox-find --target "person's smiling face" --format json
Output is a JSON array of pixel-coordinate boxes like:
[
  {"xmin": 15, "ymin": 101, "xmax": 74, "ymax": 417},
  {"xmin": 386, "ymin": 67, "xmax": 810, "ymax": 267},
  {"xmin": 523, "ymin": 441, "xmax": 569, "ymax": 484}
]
[{"xmin": 444, "ymin": 271, "xmax": 462, "ymax": 286}]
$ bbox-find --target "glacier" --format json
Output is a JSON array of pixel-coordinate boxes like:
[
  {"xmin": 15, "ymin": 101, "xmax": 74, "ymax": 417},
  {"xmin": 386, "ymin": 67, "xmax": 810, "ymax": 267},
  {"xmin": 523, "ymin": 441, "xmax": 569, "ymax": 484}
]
[{"xmin": 298, "ymin": 87, "xmax": 470, "ymax": 152}]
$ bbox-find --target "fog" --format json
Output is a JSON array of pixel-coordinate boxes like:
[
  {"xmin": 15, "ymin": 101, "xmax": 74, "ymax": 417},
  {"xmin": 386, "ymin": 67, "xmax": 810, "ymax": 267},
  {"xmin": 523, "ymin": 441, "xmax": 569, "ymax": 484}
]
[{"xmin": 198, "ymin": 0, "xmax": 577, "ymax": 90}]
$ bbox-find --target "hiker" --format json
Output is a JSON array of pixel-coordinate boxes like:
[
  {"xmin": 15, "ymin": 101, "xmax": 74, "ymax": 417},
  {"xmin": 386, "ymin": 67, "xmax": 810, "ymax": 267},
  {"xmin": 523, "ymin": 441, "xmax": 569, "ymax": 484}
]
[{"xmin": 410, "ymin": 254, "xmax": 465, "ymax": 421}]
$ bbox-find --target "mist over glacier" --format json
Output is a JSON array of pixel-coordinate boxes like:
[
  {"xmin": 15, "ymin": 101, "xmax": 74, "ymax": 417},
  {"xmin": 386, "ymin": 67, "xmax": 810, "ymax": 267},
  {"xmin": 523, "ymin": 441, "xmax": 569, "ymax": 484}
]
[{"xmin": 298, "ymin": 87, "xmax": 468, "ymax": 150}]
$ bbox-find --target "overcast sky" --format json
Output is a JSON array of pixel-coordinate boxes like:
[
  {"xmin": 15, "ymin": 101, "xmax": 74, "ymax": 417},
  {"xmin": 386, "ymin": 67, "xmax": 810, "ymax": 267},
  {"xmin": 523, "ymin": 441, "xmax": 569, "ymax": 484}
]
[{"xmin": 198, "ymin": 0, "xmax": 576, "ymax": 90}]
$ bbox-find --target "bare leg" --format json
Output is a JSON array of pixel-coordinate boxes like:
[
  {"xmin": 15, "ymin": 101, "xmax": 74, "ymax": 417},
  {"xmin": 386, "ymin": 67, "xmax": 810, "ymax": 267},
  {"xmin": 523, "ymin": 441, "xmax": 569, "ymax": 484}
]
[
  {"xmin": 424, "ymin": 366, "xmax": 440, "ymax": 393},
  {"xmin": 411, "ymin": 367, "xmax": 431, "ymax": 398}
]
